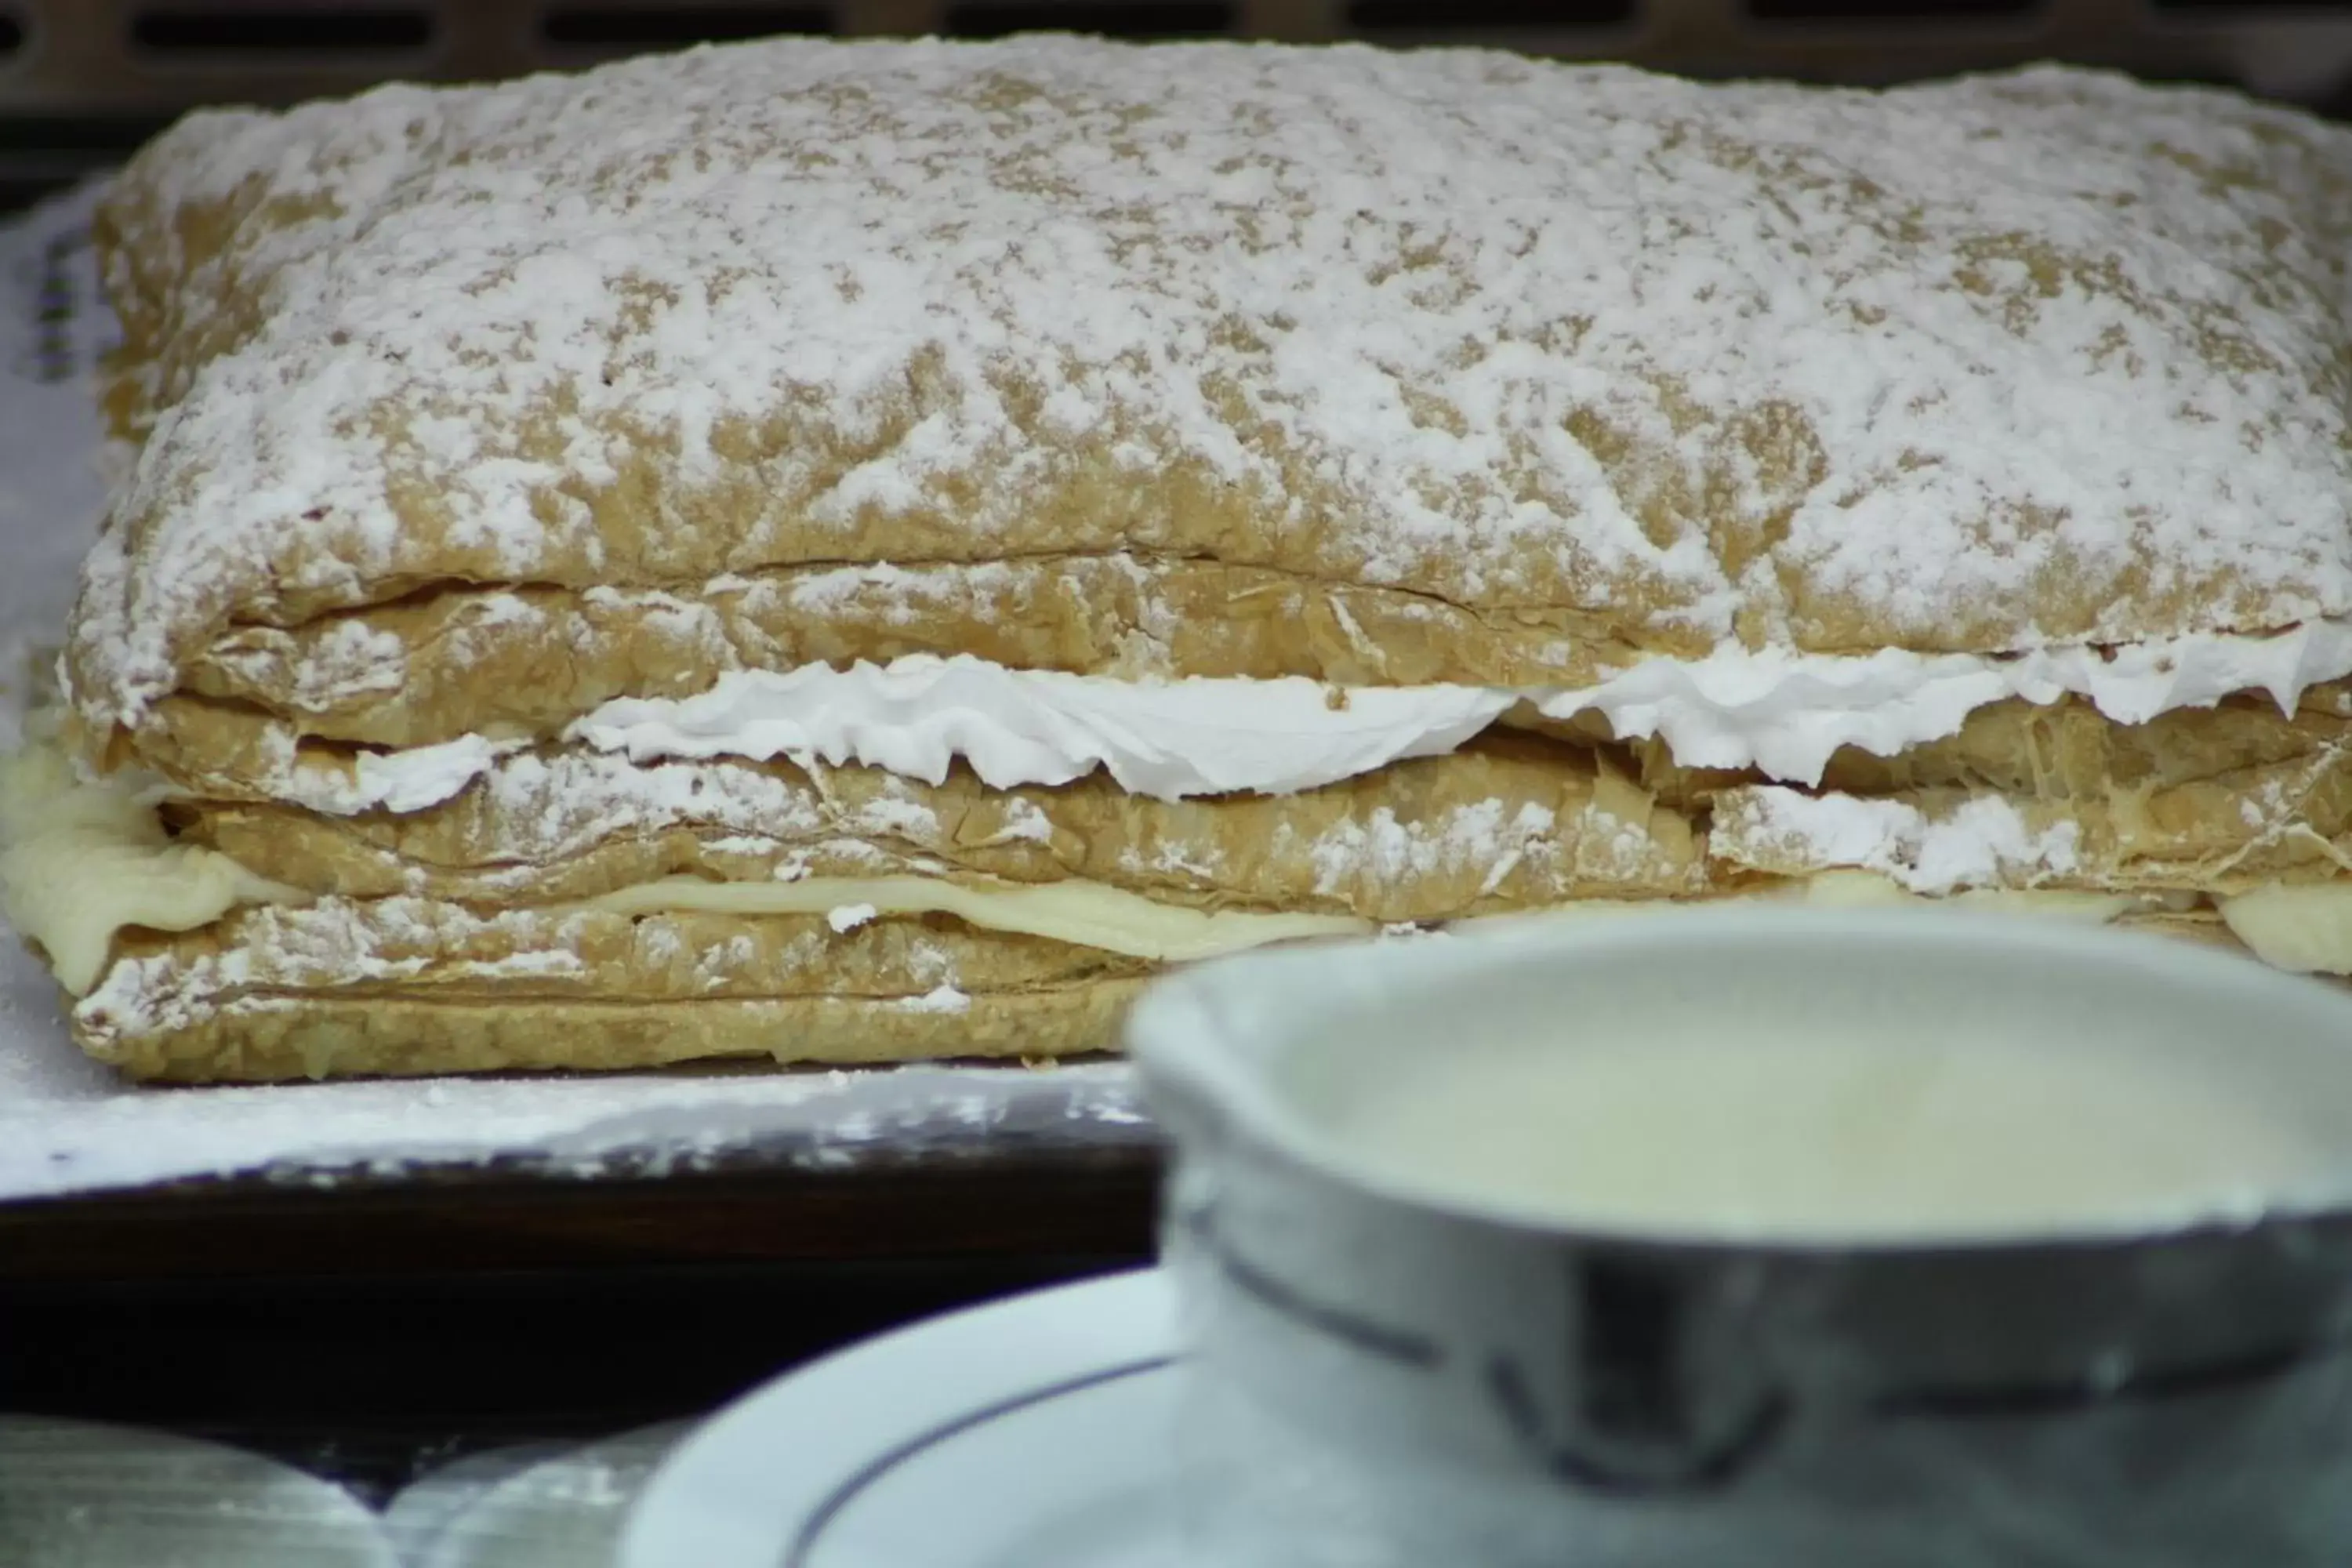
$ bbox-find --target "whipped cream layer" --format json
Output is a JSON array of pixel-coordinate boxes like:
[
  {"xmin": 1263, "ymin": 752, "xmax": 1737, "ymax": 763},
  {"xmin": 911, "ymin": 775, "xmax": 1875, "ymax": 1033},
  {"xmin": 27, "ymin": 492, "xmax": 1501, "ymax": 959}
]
[
  {"xmin": 567, "ymin": 656, "xmax": 1517, "ymax": 800},
  {"xmin": 313, "ymin": 622, "xmax": 2352, "ymax": 815},
  {"xmin": 1564, "ymin": 620, "xmax": 2352, "ymax": 783},
  {"xmin": 567, "ymin": 626, "xmax": 2352, "ymax": 799}
]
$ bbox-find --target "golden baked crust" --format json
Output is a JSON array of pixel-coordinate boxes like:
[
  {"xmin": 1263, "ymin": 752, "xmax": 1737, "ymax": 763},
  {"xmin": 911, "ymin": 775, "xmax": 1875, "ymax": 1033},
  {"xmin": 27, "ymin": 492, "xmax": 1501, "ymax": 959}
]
[
  {"xmin": 86, "ymin": 984, "xmax": 1139, "ymax": 1083},
  {"xmin": 68, "ymin": 890, "xmax": 2250, "ymax": 1084},
  {"xmin": 1661, "ymin": 688, "xmax": 2352, "ymax": 893},
  {"xmin": 69, "ymin": 40, "xmax": 2352, "ymax": 753},
  {"xmin": 70, "ymin": 887, "xmax": 1150, "ymax": 1082},
  {"xmin": 160, "ymin": 559, "xmax": 1632, "ymax": 751},
  {"xmin": 21, "ymin": 38, "xmax": 2352, "ymax": 1083},
  {"xmin": 158, "ymin": 731, "xmax": 1705, "ymax": 914},
  {"xmin": 122, "ymin": 680, "xmax": 2352, "ymax": 902}
]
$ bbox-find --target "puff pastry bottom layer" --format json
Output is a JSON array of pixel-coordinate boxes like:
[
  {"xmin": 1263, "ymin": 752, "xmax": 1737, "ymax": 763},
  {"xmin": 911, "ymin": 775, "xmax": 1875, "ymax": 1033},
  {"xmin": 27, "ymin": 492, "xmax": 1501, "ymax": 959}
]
[
  {"xmin": 63, "ymin": 891, "xmax": 1151, "ymax": 1080},
  {"xmin": 67, "ymin": 892, "xmax": 2250, "ymax": 1083},
  {"xmin": 89, "ymin": 982, "xmax": 1142, "ymax": 1084}
]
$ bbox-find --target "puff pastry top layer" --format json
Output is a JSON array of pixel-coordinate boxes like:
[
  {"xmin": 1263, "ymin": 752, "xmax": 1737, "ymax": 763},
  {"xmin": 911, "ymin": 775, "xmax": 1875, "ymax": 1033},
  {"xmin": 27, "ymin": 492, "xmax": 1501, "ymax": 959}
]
[{"xmin": 69, "ymin": 38, "xmax": 2352, "ymax": 740}]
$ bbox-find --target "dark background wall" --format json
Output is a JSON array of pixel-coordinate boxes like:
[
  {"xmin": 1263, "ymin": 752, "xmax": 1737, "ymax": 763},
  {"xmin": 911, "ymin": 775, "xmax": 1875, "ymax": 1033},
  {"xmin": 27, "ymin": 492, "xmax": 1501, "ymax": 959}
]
[{"xmin": 2, "ymin": 0, "xmax": 2350, "ymax": 211}]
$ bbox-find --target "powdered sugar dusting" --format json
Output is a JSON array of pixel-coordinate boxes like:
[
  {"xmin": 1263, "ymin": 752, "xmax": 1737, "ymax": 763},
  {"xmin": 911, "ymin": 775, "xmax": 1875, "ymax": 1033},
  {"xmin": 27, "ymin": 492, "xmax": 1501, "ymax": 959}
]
[
  {"xmin": 1306, "ymin": 800, "xmax": 1560, "ymax": 898},
  {"xmin": 71, "ymin": 41, "xmax": 2352, "ymax": 729},
  {"xmin": 0, "ymin": 185, "xmax": 1156, "ymax": 1205},
  {"xmin": 224, "ymin": 742, "xmax": 948, "ymax": 864},
  {"xmin": 996, "ymin": 796, "xmax": 1055, "ymax": 844},
  {"xmin": 1725, "ymin": 786, "xmax": 2083, "ymax": 895},
  {"xmin": 479, "ymin": 747, "xmax": 940, "ymax": 855},
  {"xmin": 899, "ymin": 982, "xmax": 972, "ymax": 1014},
  {"xmin": 0, "ymin": 831, "xmax": 1150, "ymax": 1202}
]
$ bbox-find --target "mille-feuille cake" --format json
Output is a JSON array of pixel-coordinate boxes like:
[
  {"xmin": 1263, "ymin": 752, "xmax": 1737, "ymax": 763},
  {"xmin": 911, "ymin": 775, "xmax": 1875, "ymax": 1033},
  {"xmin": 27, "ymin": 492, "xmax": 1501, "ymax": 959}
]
[{"xmin": 4, "ymin": 38, "xmax": 2351, "ymax": 1081}]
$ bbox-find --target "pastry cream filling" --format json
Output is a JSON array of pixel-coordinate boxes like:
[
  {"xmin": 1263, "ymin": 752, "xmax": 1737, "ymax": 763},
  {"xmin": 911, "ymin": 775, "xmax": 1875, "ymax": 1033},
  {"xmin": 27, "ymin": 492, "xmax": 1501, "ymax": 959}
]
[
  {"xmin": 584, "ymin": 875, "xmax": 1371, "ymax": 961},
  {"xmin": 0, "ymin": 725, "xmax": 1370, "ymax": 989},
  {"xmin": 0, "ymin": 727, "xmax": 299, "ymax": 994},
  {"xmin": 2220, "ymin": 885, "xmax": 2352, "ymax": 975},
  {"xmin": 0, "ymin": 725, "xmax": 2332, "ymax": 999},
  {"xmin": 1472, "ymin": 871, "xmax": 2161, "ymax": 929}
]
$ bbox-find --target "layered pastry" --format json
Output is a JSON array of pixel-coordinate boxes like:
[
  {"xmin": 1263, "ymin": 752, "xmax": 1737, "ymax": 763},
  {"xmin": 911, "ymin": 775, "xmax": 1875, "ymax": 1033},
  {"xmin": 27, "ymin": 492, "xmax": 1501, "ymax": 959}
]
[{"xmin": 5, "ymin": 38, "xmax": 2352, "ymax": 1083}]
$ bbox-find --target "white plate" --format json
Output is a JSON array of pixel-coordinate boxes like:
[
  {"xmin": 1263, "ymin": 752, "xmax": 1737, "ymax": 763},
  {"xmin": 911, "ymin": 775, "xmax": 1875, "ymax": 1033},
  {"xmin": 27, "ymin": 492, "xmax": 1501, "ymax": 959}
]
[
  {"xmin": 381, "ymin": 1440, "xmax": 575, "ymax": 1565},
  {"xmin": 0, "ymin": 1414, "xmax": 399, "ymax": 1567},
  {"xmin": 394, "ymin": 1422, "xmax": 695, "ymax": 1568},
  {"xmin": 619, "ymin": 1269, "xmax": 1185, "ymax": 1568}
]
